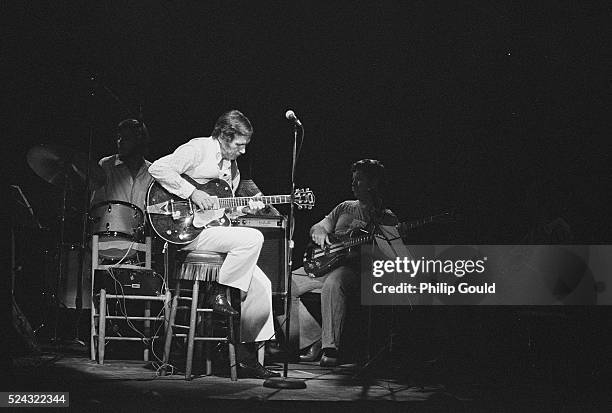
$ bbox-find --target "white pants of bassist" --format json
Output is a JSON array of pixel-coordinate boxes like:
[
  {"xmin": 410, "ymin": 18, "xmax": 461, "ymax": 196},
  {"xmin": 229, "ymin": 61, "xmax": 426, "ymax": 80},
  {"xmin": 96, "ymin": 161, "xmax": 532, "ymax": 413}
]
[{"xmin": 185, "ymin": 226, "xmax": 275, "ymax": 343}]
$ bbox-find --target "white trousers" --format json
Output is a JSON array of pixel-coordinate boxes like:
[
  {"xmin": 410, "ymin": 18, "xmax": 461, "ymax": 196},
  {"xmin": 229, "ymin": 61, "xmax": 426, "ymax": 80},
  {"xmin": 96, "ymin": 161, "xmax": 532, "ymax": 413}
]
[{"xmin": 185, "ymin": 226, "xmax": 275, "ymax": 343}]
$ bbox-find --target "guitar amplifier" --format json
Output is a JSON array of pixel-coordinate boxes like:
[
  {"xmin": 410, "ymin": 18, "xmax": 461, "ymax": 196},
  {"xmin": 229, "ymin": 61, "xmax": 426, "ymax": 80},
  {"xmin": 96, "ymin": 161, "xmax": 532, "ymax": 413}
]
[
  {"xmin": 231, "ymin": 216, "xmax": 287, "ymax": 229},
  {"xmin": 94, "ymin": 269, "xmax": 164, "ymax": 296},
  {"xmin": 232, "ymin": 215, "xmax": 288, "ymax": 313}
]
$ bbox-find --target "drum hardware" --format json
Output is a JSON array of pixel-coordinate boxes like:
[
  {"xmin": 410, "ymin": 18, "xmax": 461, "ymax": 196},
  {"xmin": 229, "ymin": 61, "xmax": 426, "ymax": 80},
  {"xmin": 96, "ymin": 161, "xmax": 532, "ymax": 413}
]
[
  {"xmin": 10, "ymin": 186, "xmax": 42, "ymax": 352},
  {"xmin": 27, "ymin": 144, "xmax": 106, "ymax": 344},
  {"xmin": 26, "ymin": 144, "xmax": 106, "ymax": 191}
]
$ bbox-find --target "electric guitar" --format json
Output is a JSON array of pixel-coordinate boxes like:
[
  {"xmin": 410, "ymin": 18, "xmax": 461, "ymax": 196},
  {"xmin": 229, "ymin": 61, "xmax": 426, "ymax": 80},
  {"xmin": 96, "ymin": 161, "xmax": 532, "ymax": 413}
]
[
  {"xmin": 303, "ymin": 212, "xmax": 454, "ymax": 277},
  {"xmin": 146, "ymin": 176, "xmax": 315, "ymax": 244}
]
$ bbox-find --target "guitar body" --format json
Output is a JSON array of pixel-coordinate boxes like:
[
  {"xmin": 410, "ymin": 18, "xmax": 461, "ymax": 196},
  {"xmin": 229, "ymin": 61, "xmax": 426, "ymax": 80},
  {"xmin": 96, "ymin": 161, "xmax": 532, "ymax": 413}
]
[
  {"xmin": 303, "ymin": 229, "xmax": 368, "ymax": 277},
  {"xmin": 147, "ymin": 178, "xmax": 233, "ymax": 245},
  {"xmin": 147, "ymin": 175, "xmax": 315, "ymax": 245}
]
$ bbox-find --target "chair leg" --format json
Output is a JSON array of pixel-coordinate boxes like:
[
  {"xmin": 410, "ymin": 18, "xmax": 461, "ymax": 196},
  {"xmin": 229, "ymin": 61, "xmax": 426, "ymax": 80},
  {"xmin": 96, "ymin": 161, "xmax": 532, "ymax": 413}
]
[
  {"xmin": 161, "ymin": 280, "xmax": 181, "ymax": 376},
  {"xmin": 257, "ymin": 341, "xmax": 265, "ymax": 366},
  {"xmin": 185, "ymin": 280, "xmax": 200, "ymax": 381},
  {"xmin": 98, "ymin": 289, "xmax": 107, "ymax": 365},
  {"xmin": 225, "ymin": 286, "xmax": 238, "ymax": 381},
  {"xmin": 163, "ymin": 289, "xmax": 172, "ymax": 339},
  {"xmin": 91, "ymin": 300, "xmax": 97, "ymax": 361},
  {"xmin": 143, "ymin": 300, "xmax": 151, "ymax": 362},
  {"xmin": 205, "ymin": 312, "xmax": 213, "ymax": 376},
  {"xmin": 195, "ymin": 286, "xmax": 207, "ymax": 374}
]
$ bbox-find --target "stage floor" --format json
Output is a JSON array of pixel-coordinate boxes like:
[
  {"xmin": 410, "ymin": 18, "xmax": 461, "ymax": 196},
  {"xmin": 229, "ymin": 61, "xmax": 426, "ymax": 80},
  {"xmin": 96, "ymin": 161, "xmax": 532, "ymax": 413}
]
[{"xmin": 9, "ymin": 346, "xmax": 612, "ymax": 413}]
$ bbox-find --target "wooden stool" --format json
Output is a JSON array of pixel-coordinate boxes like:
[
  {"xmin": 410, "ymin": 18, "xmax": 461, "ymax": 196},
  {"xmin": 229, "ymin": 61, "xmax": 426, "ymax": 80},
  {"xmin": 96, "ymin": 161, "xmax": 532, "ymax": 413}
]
[{"xmin": 161, "ymin": 251, "xmax": 238, "ymax": 381}]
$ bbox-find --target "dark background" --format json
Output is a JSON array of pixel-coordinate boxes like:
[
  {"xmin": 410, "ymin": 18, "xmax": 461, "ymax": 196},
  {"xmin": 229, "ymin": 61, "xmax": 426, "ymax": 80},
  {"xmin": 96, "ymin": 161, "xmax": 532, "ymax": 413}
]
[
  {"xmin": 4, "ymin": 0, "xmax": 612, "ymax": 394},
  {"xmin": 5, "ymin": 1, "xmax": 610, "ymax": 247}
]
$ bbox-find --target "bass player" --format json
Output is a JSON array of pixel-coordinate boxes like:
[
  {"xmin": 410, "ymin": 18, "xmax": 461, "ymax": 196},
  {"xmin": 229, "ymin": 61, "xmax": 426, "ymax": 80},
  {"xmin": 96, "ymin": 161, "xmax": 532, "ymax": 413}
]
[{"xmin": 287, "ymin": 159, "xmax": 402, "ymax": 367}]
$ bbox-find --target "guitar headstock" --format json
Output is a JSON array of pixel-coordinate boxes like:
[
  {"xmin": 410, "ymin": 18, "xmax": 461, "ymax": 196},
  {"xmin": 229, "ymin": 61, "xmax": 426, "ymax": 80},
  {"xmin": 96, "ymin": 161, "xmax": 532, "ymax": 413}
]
[
  {"xmin": 398, "ymin": 210, "xmax": 456, "ymax": 235},
  {"xmin": 430, "ymin": 210, "xmax": 456, "ymax": 224},
  {"xmin": 293, "ymin": 188, "xmax": 315, "ymax": 209}
]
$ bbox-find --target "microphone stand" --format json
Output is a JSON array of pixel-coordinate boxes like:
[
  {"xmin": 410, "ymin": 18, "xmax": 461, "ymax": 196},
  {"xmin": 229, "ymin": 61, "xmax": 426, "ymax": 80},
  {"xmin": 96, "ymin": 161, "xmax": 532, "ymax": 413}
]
[{"xmin": 263, "ymin": 121, "xmax": 307, "ymax": 389}]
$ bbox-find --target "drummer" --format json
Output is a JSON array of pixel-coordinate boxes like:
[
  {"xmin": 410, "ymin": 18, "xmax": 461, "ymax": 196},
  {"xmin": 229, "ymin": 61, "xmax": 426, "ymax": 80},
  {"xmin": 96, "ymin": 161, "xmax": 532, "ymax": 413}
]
[{"xmin": 91, "ymin": 119, "xmax": 153, "ymax": 212}]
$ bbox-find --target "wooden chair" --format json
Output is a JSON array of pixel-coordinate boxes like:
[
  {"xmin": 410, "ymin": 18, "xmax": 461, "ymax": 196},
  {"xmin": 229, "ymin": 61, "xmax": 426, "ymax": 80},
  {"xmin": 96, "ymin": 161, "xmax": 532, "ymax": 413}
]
[{"xmin": 90, "ymin": 235, "xmax": 171, "ymax": 364}]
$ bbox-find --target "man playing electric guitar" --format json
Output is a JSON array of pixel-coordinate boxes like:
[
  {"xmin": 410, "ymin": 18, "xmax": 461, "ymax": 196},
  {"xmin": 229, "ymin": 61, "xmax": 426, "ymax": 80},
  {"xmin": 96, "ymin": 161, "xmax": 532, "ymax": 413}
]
[
  {"xmin": 148, "ymin": 110, "xmax": 279, "ymax": 379},
  {"xmin": 287, "ymin": 159, "xmax": 402, "ymax": 367}
]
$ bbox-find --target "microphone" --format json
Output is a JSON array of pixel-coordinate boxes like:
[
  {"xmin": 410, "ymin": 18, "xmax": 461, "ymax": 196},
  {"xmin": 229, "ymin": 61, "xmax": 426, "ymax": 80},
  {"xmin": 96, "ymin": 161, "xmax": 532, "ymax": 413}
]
[{"xmin": 285, "ymin": 110, "xmax": 302, "ymax": 127}]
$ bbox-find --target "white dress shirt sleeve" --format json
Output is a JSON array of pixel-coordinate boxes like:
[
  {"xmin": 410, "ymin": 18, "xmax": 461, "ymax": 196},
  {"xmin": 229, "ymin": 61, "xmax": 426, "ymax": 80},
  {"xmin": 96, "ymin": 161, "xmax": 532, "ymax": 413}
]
[{"xmin": 148, "ymin": 142, "xmax": 198, "ymax": 199}]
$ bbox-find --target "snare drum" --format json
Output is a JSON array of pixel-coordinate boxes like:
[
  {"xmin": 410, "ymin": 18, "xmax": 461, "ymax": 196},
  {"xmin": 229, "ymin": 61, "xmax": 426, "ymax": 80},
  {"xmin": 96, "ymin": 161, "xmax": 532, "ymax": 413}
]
[{"xmin": 90, "ymin": 201, "xmax": 144, "ymax": 259}]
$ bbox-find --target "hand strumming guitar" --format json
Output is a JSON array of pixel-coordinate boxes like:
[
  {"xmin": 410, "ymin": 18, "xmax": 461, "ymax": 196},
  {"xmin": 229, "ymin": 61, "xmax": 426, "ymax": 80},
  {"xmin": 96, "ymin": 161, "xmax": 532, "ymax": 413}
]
[
  {"xmin": 310, "ymin": 224, "xmax": 331, "ymax": 248},
  {"xmin": 191, "ymin": 189, "xmax": 265, "ymax": 212},
  {"xmin": 190, "ymin": 189, "xmax": 218, "ymax": 210}
]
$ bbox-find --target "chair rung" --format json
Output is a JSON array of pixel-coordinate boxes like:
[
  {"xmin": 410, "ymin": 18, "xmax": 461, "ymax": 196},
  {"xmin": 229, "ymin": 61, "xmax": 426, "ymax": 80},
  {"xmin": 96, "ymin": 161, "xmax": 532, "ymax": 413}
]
[
  {"xmin": 105, "ymin": 316, "xmax": 164, "ymax": 321},
  {"xmin": 96, "ymin": 264, "xmax": 151, "ymax": 270},
  {"xmin": 97, "ymin": 336, "xmax": 161, "ymax": 341},
  {"xmin": 196, "ymin": 308, "xmax": 214, "ymax": 313},
  {"xmin": 103, "ymin": 294, "xmax": 167, "ymax": 301},
  {"xmin": 193, "ymin": 337, "xmax": 229, "ymax": 342},
  {"xmin": 172, "ymin": 324, "xmax": 190, "ymax": 329},
  {"xmin": 171, "ymin": 333, "xmax": 226, "ymax": 340}
]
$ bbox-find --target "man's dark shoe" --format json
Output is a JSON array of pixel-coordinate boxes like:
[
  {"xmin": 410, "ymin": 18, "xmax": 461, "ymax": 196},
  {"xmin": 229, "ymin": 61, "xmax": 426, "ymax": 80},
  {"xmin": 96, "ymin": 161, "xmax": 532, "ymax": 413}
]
[
  {"xmin": 238, "ymin": 361, "xmax": 281, "ymax": 379},
  {"xmin": 206, "ymin": 293, "xmax": 238, "ymax": 316},
  {"xmin": 299, "ymin": 339, "xmax": 322, "ymax": 362},
  {"xmin": 319, "ymin": 348, "xmax": 339, "ymax": 367}
]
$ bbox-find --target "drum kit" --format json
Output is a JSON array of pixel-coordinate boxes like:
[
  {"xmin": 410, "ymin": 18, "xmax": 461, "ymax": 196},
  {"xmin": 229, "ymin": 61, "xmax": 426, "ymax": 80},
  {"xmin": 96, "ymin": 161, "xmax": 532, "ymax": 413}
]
[{"xmin": 21, "ymin": 144, "xmax": 147, "ymax": 340}]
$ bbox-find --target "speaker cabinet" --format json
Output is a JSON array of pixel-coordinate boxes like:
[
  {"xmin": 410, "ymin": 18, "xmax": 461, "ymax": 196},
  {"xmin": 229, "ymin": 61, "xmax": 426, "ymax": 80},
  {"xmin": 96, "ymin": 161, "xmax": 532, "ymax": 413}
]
[
  {"xmin": 232, "ymin": 215, "xmax": 288, "ymax": 314},
  {"xmin": 232, "ymin": 216, "xmax": 288, "ymax": 294}
]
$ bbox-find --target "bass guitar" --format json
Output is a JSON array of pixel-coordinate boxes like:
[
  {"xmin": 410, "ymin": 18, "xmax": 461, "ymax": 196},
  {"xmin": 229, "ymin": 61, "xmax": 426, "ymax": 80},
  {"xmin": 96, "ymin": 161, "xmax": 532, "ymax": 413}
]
[
  {"xmin": 146, "ymin": 176, "xmax": 315, "ymax": 244},
  {"xmin": 303, "ymin": 212, "xmax": 454, "ymax": 277}
]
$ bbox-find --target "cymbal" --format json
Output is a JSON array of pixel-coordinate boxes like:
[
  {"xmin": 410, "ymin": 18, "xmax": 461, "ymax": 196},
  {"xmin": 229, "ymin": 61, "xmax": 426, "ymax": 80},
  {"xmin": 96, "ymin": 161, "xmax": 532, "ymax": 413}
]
[{"xmin": 27, "ymin": 145, "xmax": 106, "ymax": 190}]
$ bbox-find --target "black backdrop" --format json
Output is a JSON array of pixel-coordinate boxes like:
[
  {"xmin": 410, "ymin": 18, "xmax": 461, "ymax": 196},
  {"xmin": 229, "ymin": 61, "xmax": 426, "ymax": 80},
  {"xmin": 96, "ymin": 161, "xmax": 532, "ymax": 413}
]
[{"xmin": 6, "ymin": 1, "xmax": 610, "ymax": 247}]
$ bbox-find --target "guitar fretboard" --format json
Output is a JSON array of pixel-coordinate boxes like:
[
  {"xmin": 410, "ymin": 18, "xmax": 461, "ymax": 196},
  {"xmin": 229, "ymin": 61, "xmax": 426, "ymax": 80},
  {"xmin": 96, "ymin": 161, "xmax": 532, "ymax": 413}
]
[{"xmin": 216, "ymin": 195, "xmax": 292, "ymax": 208}]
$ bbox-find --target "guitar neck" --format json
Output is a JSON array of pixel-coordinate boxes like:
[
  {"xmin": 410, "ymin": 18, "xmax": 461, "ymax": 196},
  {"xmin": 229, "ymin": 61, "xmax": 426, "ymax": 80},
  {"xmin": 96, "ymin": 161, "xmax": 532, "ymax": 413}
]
[
  {"xmin": 400, "ymin": 218, "xmax": 430, "ymax": 231},
  {"xmin": 329, "ymin": 232, "xmax": 373, "ymax": 251},
  {"xmin": 399, "ymin": 213, "xmax": 450, "ymax": 232},
  {"xmin": 217, "ymin": 195, "xmax": 292, "ymax": 208}
]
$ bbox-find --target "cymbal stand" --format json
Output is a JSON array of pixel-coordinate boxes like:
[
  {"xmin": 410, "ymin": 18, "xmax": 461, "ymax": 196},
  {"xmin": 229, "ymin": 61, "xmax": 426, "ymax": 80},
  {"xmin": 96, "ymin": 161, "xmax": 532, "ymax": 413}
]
[
  {"xmin": 71, "ymin": 75, "xmax": 98, "ymax": 346},
  {"xmin": 50, "ymin": 166, "xmax": 70, "ymax": 343},
  {"xmin": 10, "ymin": 185, "xmax": 46, "ymax": 342}
]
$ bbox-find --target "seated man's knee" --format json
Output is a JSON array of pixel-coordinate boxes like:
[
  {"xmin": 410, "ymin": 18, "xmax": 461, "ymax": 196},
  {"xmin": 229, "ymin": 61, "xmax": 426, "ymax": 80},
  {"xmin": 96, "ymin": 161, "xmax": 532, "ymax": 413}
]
[
  {"xmin": 322, "ymin": 267, "xmax": 356, "ymax": 295},
  {"xmin": 244, "ymin": 228, "xmax": 264, "ymax": 246},
  {"xmin": 290, "ymin": 280, "xmax": 301, "ymax": 299},
  {"xmin": 322, "ymin": 275, "xmax": 344, "ymax": 296}
]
